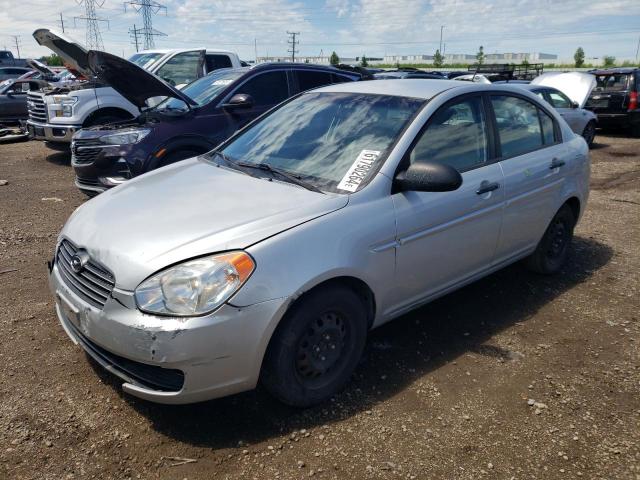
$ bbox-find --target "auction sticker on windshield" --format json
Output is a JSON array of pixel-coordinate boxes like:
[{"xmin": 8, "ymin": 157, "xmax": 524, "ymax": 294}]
[{"xmin": 337, "ymin": 150, "xmax": 381, "ymax": 192}]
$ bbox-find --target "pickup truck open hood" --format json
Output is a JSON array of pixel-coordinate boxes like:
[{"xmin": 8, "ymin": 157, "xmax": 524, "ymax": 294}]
[
  {"xmin": 32, "ymin": 29, "xmax": 91, "ymax": 79},
  {"xmin": 87, "ymin": 50, "xmax": 197, "ymax": 109},
  {"xmin": 60, "ymin": 157, "xmax": 348, "ymax": 290},
  {"xmin": 531, "ymin": 72, "xmax": 596, "ymax": 109}
]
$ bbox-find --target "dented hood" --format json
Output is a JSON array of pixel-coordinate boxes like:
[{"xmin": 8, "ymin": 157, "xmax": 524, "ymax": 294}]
[
  {"xmin": 32, "ymin": 28, "xmax": 92, "ymax": 78},
  {"xmin": 61, "ymin": 157, "xmax": 347, "ymax": 290},
  {"xmin": 88, "ymin": 50, "xmax": 197, "ymax": 109},
  {"xmin": 531, "ymin": 72, "xmax": 596, "ymax": 109}
]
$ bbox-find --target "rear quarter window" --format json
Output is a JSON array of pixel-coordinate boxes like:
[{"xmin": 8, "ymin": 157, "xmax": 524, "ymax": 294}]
[{"xmin": 595, "ymin": 74, "xmax": 630, "ymax": 92}]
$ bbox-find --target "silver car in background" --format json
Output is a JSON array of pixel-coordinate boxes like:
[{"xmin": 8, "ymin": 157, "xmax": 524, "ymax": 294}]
[
  {"xmin": 49, "ymin": 80, "xmax": 590, "ymax": 406},
  {"xmin": 525, "ymin": 72, "xmax": 598, "ymax": 147}
]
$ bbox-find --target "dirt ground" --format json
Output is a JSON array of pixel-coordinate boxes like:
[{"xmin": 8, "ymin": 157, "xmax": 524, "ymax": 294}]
[{"xmin": 0, "ymin": 132, "xmax": 639, "ymax": 480}]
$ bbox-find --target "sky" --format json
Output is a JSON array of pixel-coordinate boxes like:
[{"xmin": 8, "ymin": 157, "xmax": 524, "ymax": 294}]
[{"xmin": 1, "ymin": 0, "xmax": 639, "ymax": 63}]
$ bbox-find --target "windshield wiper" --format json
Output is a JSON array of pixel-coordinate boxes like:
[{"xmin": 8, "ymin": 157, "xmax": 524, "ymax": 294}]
[{"xmin": 236, "ymin": 162, "xmax": 323, "ymax": 193}]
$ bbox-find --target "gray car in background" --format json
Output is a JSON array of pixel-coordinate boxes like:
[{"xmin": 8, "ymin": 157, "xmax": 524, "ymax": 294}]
[{"xmin": 49, "ymin": 80, "xmax": 590, "ymax": 406}]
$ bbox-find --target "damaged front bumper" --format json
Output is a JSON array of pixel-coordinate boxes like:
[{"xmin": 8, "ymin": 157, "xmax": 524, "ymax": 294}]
[{"xmin": 49, "ymin": 261, "xmax": 289, "ymax": 404}]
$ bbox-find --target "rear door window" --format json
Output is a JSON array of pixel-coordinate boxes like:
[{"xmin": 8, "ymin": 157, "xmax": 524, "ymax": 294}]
[
  {"xmin": 296, "ymin": 70, "xmax": 333, "ymax": 92},
  {"xmin": 235, "ymin": 71, "xmax": 289, "ymax": 107},
  {"xmin": 205, "ymin": 54, "xmax": 232, "ymax": 71},
  {"xmin": 491, "ymin": 95, "xmax": 543, "ymax": 158},
  {"xmin": 409, "ymin": 96, "xmax": 489, "ymax": 172}
]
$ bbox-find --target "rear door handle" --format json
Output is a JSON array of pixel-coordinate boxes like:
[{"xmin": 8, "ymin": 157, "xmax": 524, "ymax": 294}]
[
  {"xmin": 550, "ymin": 158, "xmax": 566, "ymax": 169},
  {"xmin": 476, "ymin": 180, "xmax": 500, "ymax": 195}
]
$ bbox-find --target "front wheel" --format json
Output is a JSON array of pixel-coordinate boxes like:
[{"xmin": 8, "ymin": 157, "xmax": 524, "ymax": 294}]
[
  {"xmin": 261, "ymin": 285, "xmax": 368, "ymax": 407},
  {"xmin": 524, "ymin": 204, "xmax": 576, "ymax": 275},
  {"xmin": 581, "ymin": 121, "xmax": 596, "ymax": 148}
]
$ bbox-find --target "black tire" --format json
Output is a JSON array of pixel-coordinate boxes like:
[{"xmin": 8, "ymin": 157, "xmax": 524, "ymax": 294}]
[
  {"xmin": 261, "ymin": 285, "xmax": 368, "ymax": 407},
  {"xmin": 631, "ymin": 123, "xmax": 640, "ymax": 138},
  {"xmin": 581, "ymin": 121, "xmax": 596, "ymax": 148},
  {"xmin": 524, "ymin": 204, "xmax": 576, "ymax": 275}
]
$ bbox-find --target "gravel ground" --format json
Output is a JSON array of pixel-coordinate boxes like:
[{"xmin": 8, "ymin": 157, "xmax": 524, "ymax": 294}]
[{"xmin": 0, "ymin": 133, "xmax": 639, "ymax": 480}]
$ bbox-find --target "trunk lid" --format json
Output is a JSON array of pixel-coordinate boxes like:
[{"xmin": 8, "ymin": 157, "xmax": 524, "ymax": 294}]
[
  {"xmin": 585, "ymin": 71, "xmax": 633, "ymax": 113},
  {"xmin": 87, "ymin": 50, "xmax": 197, "ymax": 109},
  {"xmin": 531, "ymin": 72, "xmax": 596, "ymax": 109},
  {"xmin": 32, "ymin": 29, "xmax": 92, "ymax": 79}
]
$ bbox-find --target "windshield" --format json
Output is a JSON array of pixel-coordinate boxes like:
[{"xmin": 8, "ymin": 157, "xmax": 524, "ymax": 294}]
[
  {"xmin": 154, "ymin": 68, "xmax": 244, "ymax": 111},
  {"xmin": 128, "ymin": 52, "xmax": 164, "ymax": 70},
  {"xmin": 594, "ymin": 73, "xmax": 630, "ymax": 92},
  {"xmin": 218, "ymin": 92, "xmax": 424, "ymax": 193}
]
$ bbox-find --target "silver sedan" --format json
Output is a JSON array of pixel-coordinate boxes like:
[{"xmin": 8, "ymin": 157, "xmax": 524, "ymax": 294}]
[{"xmin": 49, "ymin": 79, "xmax": 590, "ymax": 406}]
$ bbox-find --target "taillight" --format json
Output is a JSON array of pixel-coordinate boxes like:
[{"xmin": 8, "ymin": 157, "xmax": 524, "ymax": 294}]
[{"xmin": 629, "ymin": 91, "xmax": 638, "ymax": 111}]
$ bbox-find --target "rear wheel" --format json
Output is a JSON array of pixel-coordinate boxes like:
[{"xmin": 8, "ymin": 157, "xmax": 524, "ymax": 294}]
[
  {"xmin": 261, "ymin": 285, "xmax": 368, "ymax": 407},
  {"xmin": 524, "ymin": 204, "xmax": 576, "ymax": 275},
  {"xmin": 581, "ymin": 121, "xmax": 596, "ymax": 147},
  {"xmin": 631, "ymin": 123, "xmax": 640, "ymax": 138}
]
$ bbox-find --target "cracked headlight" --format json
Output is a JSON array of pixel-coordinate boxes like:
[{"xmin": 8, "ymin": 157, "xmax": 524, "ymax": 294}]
[
  {"xmin": 100, "ymin": 129, "xmax": 151, "ymax": 145},
  {"xmin": 135, "ymin": 252, "xmax": 255, "ymax": 316}
]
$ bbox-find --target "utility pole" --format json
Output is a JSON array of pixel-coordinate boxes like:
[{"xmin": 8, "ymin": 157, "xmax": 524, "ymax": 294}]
[
  {"xmin": 636, "ymin": 34, "xmax": 640, "ymax": 63},
  {"xmin": 129, "ymin": 24, "xmax": 141, "ymax": 52},
  {"xmin": 439, "ymin": 25, "xmax": 445, "ymax": 54},
  {"xmin": 124, "ymin": 0, "xmax": 167, "ymax": 50},
  {"xmin": 59, "ymin": 12, "xmax": 66, "ymax": 33},
  {"xmin": 74, "ymin": 0, "xmax": 108, "ymax": 50},
  {"xmin": 254, "ymin": 38, "xmax": 258, "ymax": 63},
  {"xmin": 11, "ymin": 35, "xmax": 21, "ymax": 59},
  {"xmin": 287, "ymin": 31, "xmax": 300, "ymax": 63}
]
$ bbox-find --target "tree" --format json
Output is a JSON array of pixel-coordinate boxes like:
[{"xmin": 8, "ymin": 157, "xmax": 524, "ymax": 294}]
[
  {"xmin": 38, "ymin": 54, "xmax": 63, "ymax": 66},
  {"xmin": 603, "ymin": 55, "xmax": 616, "ymax": 67},
  {"xmin": 360, "ymin": 55, "xmax": 368, "ymax": 67},
  {"xmin": 574, "ymin": 47, "xmax": 585, "ymax": 68},
  {"xmin": 476, "ymin": 45, "xmax": 485, "ymax": 65},
  {"xmin": 433, "ymin": 49, "xmax": 444, "ymax": 67},
  {"xmin": 329, "ymin": 51, "xmax": 340, "ymax": 66}
]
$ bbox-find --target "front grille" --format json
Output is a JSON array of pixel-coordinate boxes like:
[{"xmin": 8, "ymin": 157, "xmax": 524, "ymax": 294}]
[
  {"xmin": 64, "ymin": 314, "xmax": 185, "ymax": 392},
  {"xmin": 56, "ymin": 240, "xmax": 115, "ymax": 309},
  {"xmin": 75, "ymin": 176, "xmax": 103, "ymax": 188},
  {"xmin": 72, "ymin": 138, "xmax": 104, "ymax": 165},
  {"xmin": 27, "ymin": 93, "xmax": 47, "ymax": 123}
]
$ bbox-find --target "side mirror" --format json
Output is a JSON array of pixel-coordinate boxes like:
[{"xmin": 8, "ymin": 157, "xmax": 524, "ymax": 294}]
[
  {"xmin": 222, "ymin": 93, "xmax": 254, "ymax": 110},
  {"xmin": 571, "ymin": 101, "xmax": 579, "ymax": 109},
  {"xmin": 394, "ymin": 161, "xmax": 462, "ymax": 193}
]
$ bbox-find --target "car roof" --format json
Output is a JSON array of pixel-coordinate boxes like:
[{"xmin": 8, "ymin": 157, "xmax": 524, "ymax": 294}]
[
  {"xmin": 137, "ymin": 48, "xmax": 237, "ymax": 55},
  {"xmin": 314, "ymin": 79, "xmax": 464, "ymax": 99},
  {"xmin": 589, "ymin": 68, "xmax": 638, "ymax": 74}
]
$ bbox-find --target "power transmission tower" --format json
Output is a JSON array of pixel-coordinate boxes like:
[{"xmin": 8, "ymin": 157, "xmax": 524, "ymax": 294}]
[
  {"xmin": 287, "ymin": 31, "xmax": 300, "ymax": 62},
  {"xmin": 74, "ymin": 0, "xmax": 108, "ymax": 50},
  {"xmin": 129, "ymin": 24, "xmax": 141, "ymax": 52},
  {"xmin": 11, "ymin": 35, "xmax": 22, "ymax": 59},
  {"xmin": 124, "ymin": 0, "xmax": 167, "ymax": 50}
]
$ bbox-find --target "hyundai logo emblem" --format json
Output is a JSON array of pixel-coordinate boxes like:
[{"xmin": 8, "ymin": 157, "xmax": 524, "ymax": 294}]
[{"xmin": 70, "ymin": 251, "xmax": 89, "ymax": 273}]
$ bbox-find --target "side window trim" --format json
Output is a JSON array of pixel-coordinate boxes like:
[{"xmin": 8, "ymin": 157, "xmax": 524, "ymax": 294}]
[
  {"xmin": 487, "ymin": 92, "xmax": 563, "ymax": 162},
  {"xmin": 398, "ymin": 92, "xmax": 496, "ymax": 176}
]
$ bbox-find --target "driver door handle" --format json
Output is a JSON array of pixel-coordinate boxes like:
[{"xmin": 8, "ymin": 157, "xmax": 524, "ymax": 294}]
[
  {"xmin": 476, "ymin": 181, "xmax": 500, "ymax": 195},
  {"xmin": 550, "ymin": 158, "xmax": 566, "ymax": 169}
]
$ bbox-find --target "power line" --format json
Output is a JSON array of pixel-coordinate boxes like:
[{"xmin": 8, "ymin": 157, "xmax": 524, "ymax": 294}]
[
  {"xmin": 74, "ymin": 0, "xmax": 108, "ymax": 50},
  {"xmin": 287, "ymin": 31, "xmax": 300, "ymax": 62},
  {"xmin": 124, "ymin": 0, "xmax": 167, "ymax": 50}
]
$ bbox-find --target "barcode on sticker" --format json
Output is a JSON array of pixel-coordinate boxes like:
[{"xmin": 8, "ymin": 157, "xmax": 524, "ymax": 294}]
[{"xmin": 337, "ymin": 150, "xmax": 381, "ymax": 192}]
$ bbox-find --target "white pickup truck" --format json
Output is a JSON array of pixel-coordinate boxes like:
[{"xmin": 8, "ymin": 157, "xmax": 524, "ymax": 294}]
[{"xmin": 27, "ymin": 29, "xmax": 241, "ymax": 148}]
